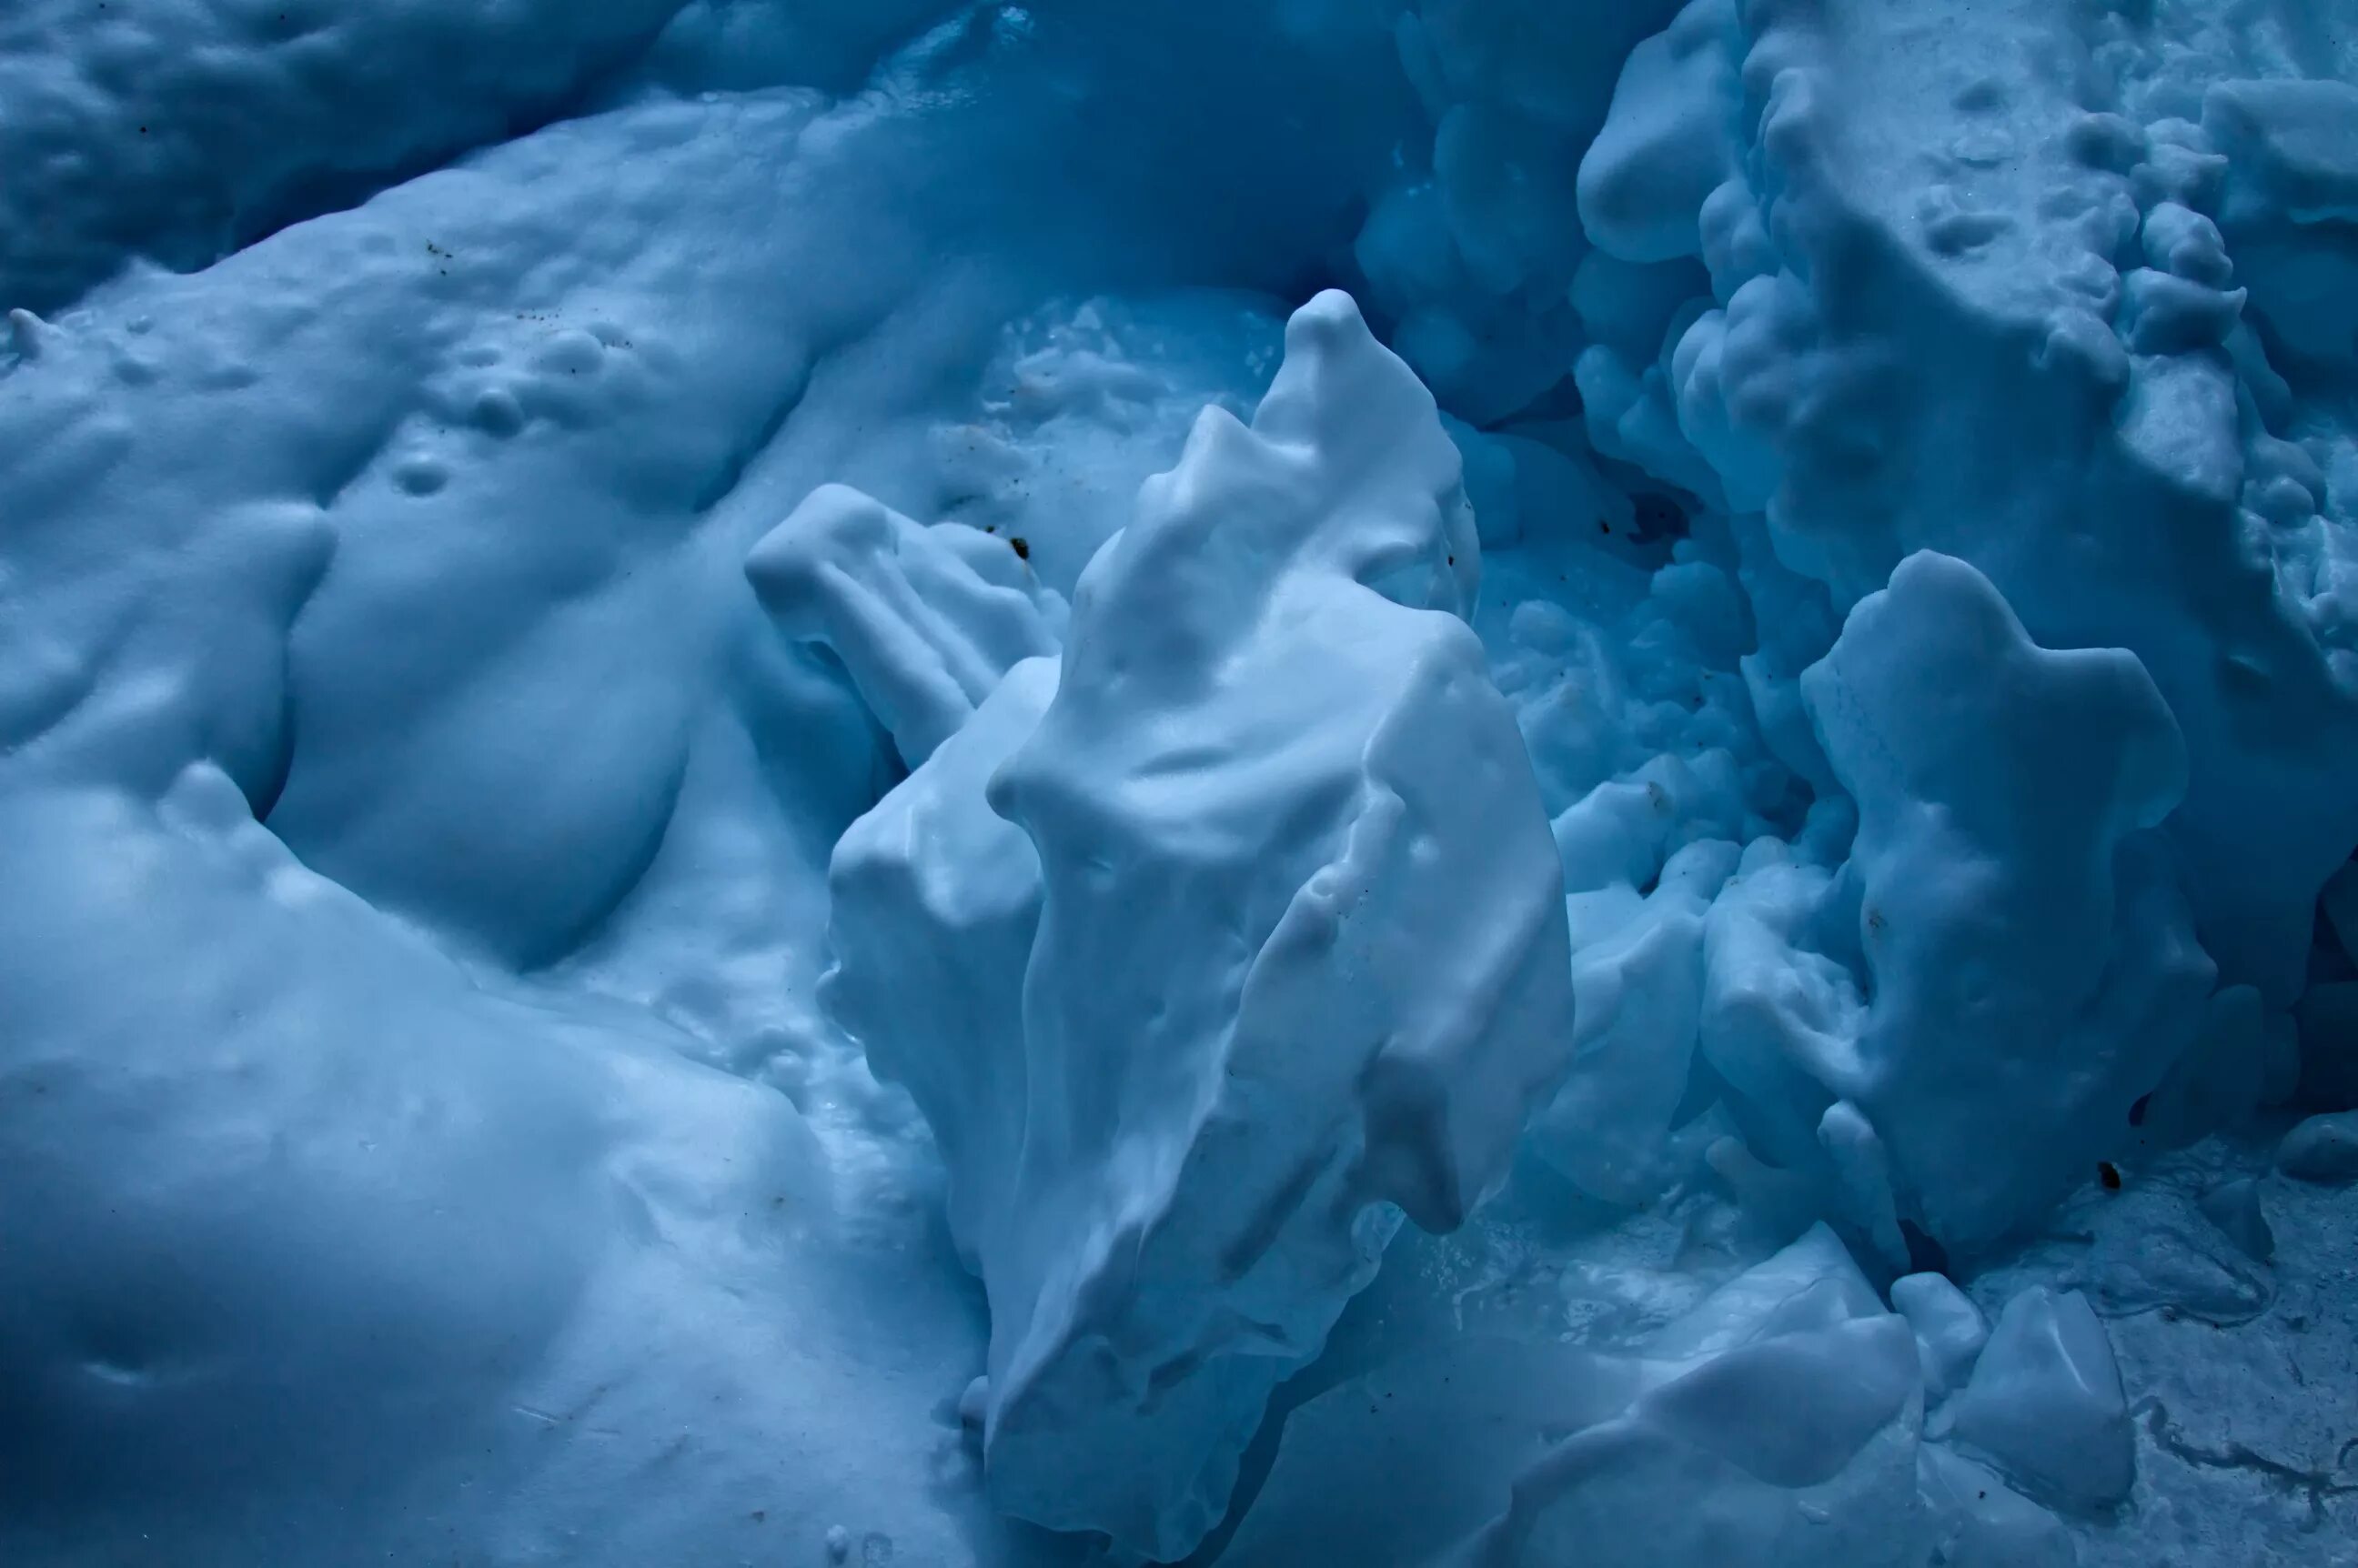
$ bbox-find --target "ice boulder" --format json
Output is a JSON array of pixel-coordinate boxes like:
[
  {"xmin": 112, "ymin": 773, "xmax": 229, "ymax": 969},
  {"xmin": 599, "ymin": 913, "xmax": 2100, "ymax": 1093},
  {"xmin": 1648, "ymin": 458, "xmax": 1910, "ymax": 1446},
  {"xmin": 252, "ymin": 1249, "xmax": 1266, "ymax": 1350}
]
[
  {"xmin": 905, "ymin": 291, "xmax": 1568, "ymax": 1558},
  {"xmin": 2276, "ymin": 1111, "xmax": 2358, "ymax": 1185},
  {"xmin": 1799, "ymin": 553, "xmax": 2214, "ymax": 1252},
  {"xmin": 1693, "ymin": 555, "xmax": 2218, "ymax": 1258},
  {"xmin": 1945, "ymin": 1287, "xmax": 2133, "ymax": 1513},
  {"xmin": 2197, "ymin": 1177, "xmax": 2275, "ymax": 1263}
]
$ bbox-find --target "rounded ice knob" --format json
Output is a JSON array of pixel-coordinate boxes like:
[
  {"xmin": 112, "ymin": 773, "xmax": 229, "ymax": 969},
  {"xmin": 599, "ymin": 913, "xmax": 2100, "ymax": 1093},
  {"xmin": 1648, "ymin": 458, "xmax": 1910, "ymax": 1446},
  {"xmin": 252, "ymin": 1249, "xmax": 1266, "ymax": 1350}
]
[{"xmin": 2276, "ymin": 1111, "xmax": 2358, "ymax": 1185}]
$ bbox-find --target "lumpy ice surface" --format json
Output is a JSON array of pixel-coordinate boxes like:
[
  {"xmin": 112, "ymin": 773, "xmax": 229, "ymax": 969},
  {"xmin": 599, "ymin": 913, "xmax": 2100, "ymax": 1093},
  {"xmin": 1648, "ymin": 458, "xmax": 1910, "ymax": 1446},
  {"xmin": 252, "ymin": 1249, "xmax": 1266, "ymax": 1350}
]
[{"xmin": 3, "ymin": 3, "xmax": 2355, "ymax": 1564}]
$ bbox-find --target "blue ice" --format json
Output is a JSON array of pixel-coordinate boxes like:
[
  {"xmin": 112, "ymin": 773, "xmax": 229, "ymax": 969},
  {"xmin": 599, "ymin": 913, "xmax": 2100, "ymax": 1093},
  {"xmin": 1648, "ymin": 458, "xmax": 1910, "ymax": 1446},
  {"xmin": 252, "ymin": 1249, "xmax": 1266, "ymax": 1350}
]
[{"xmin": 3, "ymin": 2, "xmax": 2356, "ymax": 1564}]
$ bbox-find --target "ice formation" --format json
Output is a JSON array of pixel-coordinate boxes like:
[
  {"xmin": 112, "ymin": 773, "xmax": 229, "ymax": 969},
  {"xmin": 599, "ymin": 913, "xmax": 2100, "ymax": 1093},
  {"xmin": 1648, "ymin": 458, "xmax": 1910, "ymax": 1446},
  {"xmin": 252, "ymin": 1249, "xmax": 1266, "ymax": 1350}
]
[
  {"xmin": 813, "ymin": 293, "xmax": 1574, "ymax": 1556},
  {"xmin": 4, "ymin": 2, "xmax": 2357, "ymax": 1565}
]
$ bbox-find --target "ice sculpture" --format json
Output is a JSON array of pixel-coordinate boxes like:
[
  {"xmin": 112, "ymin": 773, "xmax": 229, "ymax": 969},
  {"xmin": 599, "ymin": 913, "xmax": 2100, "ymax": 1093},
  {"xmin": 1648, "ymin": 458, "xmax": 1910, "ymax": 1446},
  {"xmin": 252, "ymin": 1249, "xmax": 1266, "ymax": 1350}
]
[{"xmin": 811, "ymin": 291, "xmax": 1574, "ymax": 1558}]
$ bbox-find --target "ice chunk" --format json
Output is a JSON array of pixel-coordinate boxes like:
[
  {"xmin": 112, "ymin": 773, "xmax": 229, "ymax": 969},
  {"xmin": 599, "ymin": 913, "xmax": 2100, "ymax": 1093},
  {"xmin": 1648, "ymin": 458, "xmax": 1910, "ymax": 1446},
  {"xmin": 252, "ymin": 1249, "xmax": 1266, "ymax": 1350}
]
[
  {"xmin": 2276, "ymin": 1111, "xmax": 2358, "ymax": 1185},
  {"xmin": 1917, "ymin": 1447, "xmax": 2078, "ymax": 1568},
  {"xmin": 1234, "ymin": 1229, "xmax": 1925, "ymax": 1568},
  {"xmin": 747, "ymin": 485, "xmax": 1061, "ymax": 769},
  {"xmin": 1818, "ymin": 1099, "xmax": 1908, "ymax": 1272},
  {"xmin": 1696, "ymin": 555, "xmax": 2221, "ymax": 1254},
  {"xmin": 1800, "ymin": 552, "xmax": 2214, "ymax": 1251},
  {"xmin": 1631, "ymin": 1315, "xmax": 1920, "ymax": 1493},
  {"xmin": 834, "ymin": 292, "xmax": 1571, "ymax": 1559},
  {"xmin": 1891, "ymin": 1273, "xmax": 1988, "ymax": 1401},
  {"xmin": 1946, "ymin": 1287, "xmax": 2133, "ymax": 1513}
]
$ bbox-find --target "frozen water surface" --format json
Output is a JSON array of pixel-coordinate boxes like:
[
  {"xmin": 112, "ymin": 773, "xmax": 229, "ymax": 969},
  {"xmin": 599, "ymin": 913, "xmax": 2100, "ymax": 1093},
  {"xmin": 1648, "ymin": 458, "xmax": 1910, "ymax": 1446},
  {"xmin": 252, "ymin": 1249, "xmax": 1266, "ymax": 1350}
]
[{"xmin": 2, "ymin": 2, "xmax": 2355, "ymax": 1564}]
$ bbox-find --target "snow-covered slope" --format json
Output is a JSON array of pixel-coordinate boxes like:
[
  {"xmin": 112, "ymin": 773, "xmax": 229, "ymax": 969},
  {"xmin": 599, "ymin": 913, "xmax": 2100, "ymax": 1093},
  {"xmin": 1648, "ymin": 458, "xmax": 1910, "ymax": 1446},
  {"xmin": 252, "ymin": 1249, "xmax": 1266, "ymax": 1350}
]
[{"xmin": 3, "ymin": 2, "xmax": 2354, "ymax": 1565}]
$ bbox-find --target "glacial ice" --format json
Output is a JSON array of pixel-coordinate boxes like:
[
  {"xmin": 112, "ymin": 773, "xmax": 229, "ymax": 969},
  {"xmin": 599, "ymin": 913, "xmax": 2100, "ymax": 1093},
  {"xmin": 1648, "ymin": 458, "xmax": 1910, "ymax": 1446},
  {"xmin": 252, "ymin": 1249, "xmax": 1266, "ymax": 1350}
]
[{"xmin": 5, "ymin": 1, "xmax": 2358, "ymax": 1565}]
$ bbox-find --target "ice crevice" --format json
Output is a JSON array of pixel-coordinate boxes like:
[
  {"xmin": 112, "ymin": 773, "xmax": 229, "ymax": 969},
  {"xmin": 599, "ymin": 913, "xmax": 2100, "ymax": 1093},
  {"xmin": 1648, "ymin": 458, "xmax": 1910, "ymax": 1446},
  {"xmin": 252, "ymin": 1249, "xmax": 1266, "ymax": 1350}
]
[{"xmin": 5, "ymin": 2, "xmax": 2358, "ymax": 1566}]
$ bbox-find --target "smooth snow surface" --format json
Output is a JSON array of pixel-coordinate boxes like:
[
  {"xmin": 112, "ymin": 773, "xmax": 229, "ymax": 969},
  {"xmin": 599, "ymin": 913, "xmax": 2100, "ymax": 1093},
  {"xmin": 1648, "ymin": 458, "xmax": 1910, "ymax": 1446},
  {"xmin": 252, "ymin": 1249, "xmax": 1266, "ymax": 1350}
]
[{"xmin": 4, "ymin": 2, "xmax": 2357, "ymax": 1565}]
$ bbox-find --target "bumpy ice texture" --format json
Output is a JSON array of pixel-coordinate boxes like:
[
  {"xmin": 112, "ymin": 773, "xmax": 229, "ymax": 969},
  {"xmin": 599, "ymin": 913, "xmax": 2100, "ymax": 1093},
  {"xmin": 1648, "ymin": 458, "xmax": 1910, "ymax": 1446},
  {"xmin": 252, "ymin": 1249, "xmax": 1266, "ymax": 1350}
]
[{"xmin": 5, "ymin": 2, "xmax": 2358, "ymax": 1566}]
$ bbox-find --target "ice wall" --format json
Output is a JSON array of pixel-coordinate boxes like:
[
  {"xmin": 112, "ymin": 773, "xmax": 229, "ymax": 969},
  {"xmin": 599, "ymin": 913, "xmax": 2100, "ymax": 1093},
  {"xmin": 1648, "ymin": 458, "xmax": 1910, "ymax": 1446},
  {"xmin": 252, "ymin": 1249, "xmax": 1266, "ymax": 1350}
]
[{"xmin": 5, "ymin": 1, "xmax": 2358, "ymax": 1565}]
